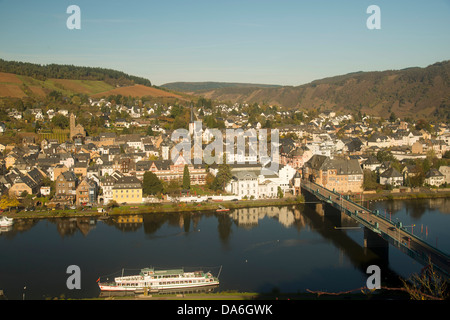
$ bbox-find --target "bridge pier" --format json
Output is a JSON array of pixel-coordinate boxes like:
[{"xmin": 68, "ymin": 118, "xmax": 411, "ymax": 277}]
[{"xmin": 364, "ymin": 227, "xmax": 389, "ymax": 261}]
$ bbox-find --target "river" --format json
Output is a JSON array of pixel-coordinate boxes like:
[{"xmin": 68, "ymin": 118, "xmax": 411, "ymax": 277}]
[{"xmin": 0, "ymin": 198, "xmax": 449, "ymax": 300}]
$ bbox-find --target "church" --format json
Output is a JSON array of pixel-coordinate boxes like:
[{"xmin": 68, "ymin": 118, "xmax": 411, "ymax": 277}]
[{"xmin": 70, "ymin": 113, "xmax": 86, "ymax": 140}]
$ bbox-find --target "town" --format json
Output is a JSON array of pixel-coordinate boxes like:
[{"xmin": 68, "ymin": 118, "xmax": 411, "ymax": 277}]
[{"xmin": 0, "ymin": 95, "xmax": 449, "ymax": 213}]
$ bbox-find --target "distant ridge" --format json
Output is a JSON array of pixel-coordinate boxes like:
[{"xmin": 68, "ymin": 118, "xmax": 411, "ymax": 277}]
[
  {"xmin": 180, "ymin": 61, "xmax": 450, "ymax": 120},
  {"xmin": 161, "ymin": 81, "xmax": 282, "ymax": 92}
]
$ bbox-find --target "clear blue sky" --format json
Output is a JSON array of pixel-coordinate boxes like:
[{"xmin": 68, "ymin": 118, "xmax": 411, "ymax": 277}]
[{"xmin": 1, "ymin": 0, "xmax": 449, "ymax": 86}]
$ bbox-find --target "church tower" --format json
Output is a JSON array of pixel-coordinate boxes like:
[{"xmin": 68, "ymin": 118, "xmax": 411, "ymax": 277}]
[
  {"xmin": 189, "ymin": 104, "xmax": 195, "ymax": 135},
  {"xmin": 70, "ymin": 113, "xmax": 76, "ymax": 139},
  {"xmin": 69, "ymin": 112, "xmax": 86, "ymax": 141}
]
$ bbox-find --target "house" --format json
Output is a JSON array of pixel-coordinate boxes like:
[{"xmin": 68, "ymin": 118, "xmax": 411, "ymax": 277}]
[
  {"xmin": 402, "ymin": 165, "xmax": 421, "ymax": 178},
  {"xmin": 227, "ymin": 171, "xmax": 259, "ymax": 199},
  {"xmin": 424, "ymin": 169, "xmax": 445, "ymax": 187},
  {"xmin": 8, "ymin": 168, "xmax": 45, "ymax": 197},
  {"xmin": 438, "ymin": 166, "xmax": 450, "ymax": 184},
  {"xmin": 76, "ymin": 178, "xmax": 98, "ymax": 206},
  {"xmin": 112, "ymin": 176, "xmax": 143, "ymax": 204},
  {"xmin": 362, "ymin": 156, "xmax": 381, "ymax": 171},
  {"xmin": 55, "ymin": 171, "xmax": 78, "ymax": 202},
  {"xmin": 40, "ymin": 186, "xmax": 51, "ymax": 196},
  {"xmin": 280, "ymin": 146, "xmax": 313, "ymax": 169},
  {"xmin": 8, "ymin": 174, "xmax": 38, "ymax": 197},
  {"xmin": 367, "ymin": 133, "xmax": 390, "ymax": 149},
  {"xmin": 379, "ymin": 167, "xmax": 403, "ymax": 187},
  {"xmin": 99, "ymin": 171, "xmax": 123, "ymax": 205},
  {"xmin": 52, "ymin": 165, "xmax": 69, "ymax": 181},
  {"xmin": 73, "ymin": 161, "xmax": 88, "ymax": 177}
]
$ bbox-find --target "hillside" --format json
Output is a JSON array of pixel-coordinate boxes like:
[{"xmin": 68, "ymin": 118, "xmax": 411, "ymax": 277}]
[
  {"xmin": 0, "ymin": 72, "xmax": 186, "ymax": 100},
  {"xmin": 0, "ymin": 59, "xmax": 152, "ymax": 87},
  {"xmin": 0, "ymin": 59, "xmax": 191, "ymax": 101},
  {"xmin": 182, "ymin": 61, "xmax": 450, "ymax": 120},
  {"xmin": 161, "ymin": 81, "xmax": 281, "ymax": 92}
]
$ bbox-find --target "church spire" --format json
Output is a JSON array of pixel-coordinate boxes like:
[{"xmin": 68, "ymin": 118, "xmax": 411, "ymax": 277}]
[{"xmin": 190, "ymin": 103, "xmax": 195, "ymax": 123}]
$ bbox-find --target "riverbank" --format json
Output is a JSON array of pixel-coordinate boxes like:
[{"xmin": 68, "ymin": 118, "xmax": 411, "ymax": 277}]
[
  {"xmin": 361, "ymin": 189, "xmax": 450, "ymax": 201},
  {"xmin": 2, "ymin": 196, "xmax": 305, "ymax": 220},
  {"xmin": 3, "ymin": 188, "xmax": 450, "ymax": 220},
  {"xmin": 87, "ymin": 289, "xmax": 410, "ymax": 301}
]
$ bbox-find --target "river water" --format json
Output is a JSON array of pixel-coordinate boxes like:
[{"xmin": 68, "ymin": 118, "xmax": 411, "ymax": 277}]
[{"xmin": 0, "ymin": 198, "xmax": 449, "ymax": 300}]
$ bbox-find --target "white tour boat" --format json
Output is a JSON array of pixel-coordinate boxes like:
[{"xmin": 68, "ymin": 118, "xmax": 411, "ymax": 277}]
[
  {"xmin": 0, "ymin": 216, "xmax": 13, "ymax": 227},
  {"xmin": 98, "ymin": 267, "xmax": 220, "ymax": 292}
]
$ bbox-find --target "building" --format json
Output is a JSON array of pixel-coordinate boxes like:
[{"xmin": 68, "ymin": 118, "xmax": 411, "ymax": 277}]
[
  {"xmin": 291, "ymin": 171, "xmax": 302, "ymax": 196},
  {"xmin": 55, "ymin": 171, "xmax": 78, "ymax": 202},
  {"xmin": 228, "ymin": 171, "xmax": 259, "ymax": 199},
  {"xmin": 69, "ymin": 113, "xmax": 86, "ymax": 141},
  {"xmin": 303, "ymin": 155, "xmax": 363, "ymax": 193},
  {"xmin": 76, "ymin": 178, "xmax": 98, "ymax": 206},
  {"xmin": 438, "ymin": 166, "xmax": 450, "ymax": 184},
  {"xmin": 112, "ymin": 176, "xmax": 143, "ymax": 204},
  {"xmin": 424, "ymin": 168, "xmax": 445, "ymax": 187},
  {"xmin": 362, "ymin": 156, "xmax": 381, "ymax": 171},
  {"xmin": 225, "ymin": 164, "xmax": 297, "ymax": 199},
  {"xmin": 148, "ymin": 158, "xmax": 207, "ymax": 185},
  {"xmin": 379, "ymin": 167, "xmax": 403, "ymax": 187},
  {"xmin": 8, "ymin": 174, "xmax": 38, "ymax": 198},
  {"xmin": 99, "ymin": 171, "xmax": 123, "ymax": 205}
]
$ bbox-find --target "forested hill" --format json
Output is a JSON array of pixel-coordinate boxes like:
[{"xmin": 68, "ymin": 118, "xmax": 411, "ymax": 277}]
[
  {"xmin": 0, "ymin": 59, "xmax": 152, "ymax": 87},
  {"xmin": 184, "ymin": 60, "xmax": 450, "ymax": 120}
]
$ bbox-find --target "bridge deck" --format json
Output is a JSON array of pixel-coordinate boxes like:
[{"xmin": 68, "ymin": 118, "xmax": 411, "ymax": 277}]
[{"xmin": 301, "ymin": 180, "xmax": 450, "ymax": 278}]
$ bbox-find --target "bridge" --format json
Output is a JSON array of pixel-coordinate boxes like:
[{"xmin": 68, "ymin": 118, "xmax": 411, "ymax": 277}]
[{"xmin": 301, "ymin": 179, "xmax": 450, "ymax": 279}]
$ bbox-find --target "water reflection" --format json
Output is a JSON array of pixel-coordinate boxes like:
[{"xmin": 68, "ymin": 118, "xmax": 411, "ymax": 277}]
[
  {"xmin": 1, "ymin": 200, "xmax": 448, "ymax": 300},
  {"xmin": 2, "ymin": 199, "xmax": 449, "ymax": 244},
  {"xmin": 373, "ymin": 197, "xmax": 450, "ymax": 219}
]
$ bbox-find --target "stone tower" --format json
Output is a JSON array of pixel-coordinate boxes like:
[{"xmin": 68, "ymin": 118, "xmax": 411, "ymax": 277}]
[{"xmin": 69, "ymin": 113, "xmax": 86, "ymax": 140}]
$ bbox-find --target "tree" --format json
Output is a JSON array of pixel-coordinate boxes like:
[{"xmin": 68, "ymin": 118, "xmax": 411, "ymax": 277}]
[
  {"xmin": 182, "ymin": 165, "xmax": 191, "ymax": 190},
  {"xmin": 0, "ymin": 195, "xmax": 20, "ymax": 211},
  {"xmin": 51, "ymin": 114, "xmax": 69, "ymax": 129},
  {"xmin": 142, "ymin": 171, "xmax": 163, "ymax": 196},
  {"xmin": 400, "ymin": 258, "xmax": 448, "ymax": 300},
  {"xmin": 211, "ymin": 164, "xmax": 232, "ymax": 191},
  {"xmin": 277, "ymin": 186, "xmax": 284, "ymax": 199},
  {"xmin": 389, "ymin": 112, "xmax": 396, "ymax": 122},
  {"xmin": 363, "ymin": 169, "xmax": 379, "ymax": 190},
  {"xmin": 107, "ymin": 200, "xmax": 119, "ymax": 209},
  {"xmin": 205, "ymin": 172, "xmax": 215, "ymax": 189}
]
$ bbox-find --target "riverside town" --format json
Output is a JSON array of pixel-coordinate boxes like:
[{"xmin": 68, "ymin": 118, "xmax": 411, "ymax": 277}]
[
  {"xmin": 0, "ymin": 1, "xmax": 449, "ymax": 306},
  {"xmin": 0, "ymin": 101, "xmax": 449, "ymax": 211}
]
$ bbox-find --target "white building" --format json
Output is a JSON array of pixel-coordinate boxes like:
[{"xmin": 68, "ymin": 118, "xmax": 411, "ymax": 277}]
[
  {"xmin": 425, "ymin": 169, "xmax": 445, "ymax": 187},
  {"xmin": 379, "ymin": 167, "xmax": 403, "ymax": 187},
  {"xmin": 226, "ymin": 164, "xmax": 297, "ymax": 199}
]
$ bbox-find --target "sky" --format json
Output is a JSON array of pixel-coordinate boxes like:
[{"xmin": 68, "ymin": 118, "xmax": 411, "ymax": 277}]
[{"xmin": 0, "ymin": 0, "xmax": 449, "ymax": 86}]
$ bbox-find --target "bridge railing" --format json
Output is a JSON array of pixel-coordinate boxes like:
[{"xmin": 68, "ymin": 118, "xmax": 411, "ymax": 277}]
[{"xmin": 301, "ymin": 179, "xmax": 450, "ymax": 261}]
